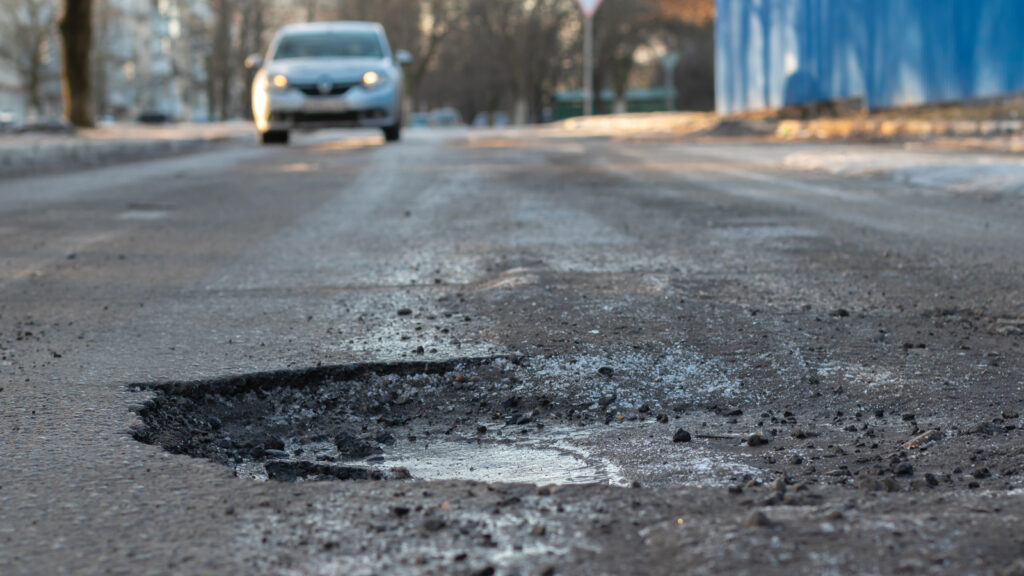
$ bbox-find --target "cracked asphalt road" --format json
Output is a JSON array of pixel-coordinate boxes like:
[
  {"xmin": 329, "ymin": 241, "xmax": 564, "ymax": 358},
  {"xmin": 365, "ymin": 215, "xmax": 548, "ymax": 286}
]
[{"xmin": 1, "ymin": 127, "xmax": 1023, "ymax": 575}]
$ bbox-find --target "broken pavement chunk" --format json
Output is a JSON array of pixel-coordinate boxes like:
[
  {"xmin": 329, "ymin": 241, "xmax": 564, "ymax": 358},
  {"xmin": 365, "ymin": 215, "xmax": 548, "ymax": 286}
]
[{"xmin": 902, "ymin": 429, "xmax": 942, "ymax": 450}]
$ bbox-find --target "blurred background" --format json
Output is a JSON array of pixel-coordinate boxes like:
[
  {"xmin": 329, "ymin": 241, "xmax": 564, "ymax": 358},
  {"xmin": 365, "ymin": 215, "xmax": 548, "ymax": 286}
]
[{"xmin": 0, "ymin": 0, "xmax": 715, "ymax": 128}]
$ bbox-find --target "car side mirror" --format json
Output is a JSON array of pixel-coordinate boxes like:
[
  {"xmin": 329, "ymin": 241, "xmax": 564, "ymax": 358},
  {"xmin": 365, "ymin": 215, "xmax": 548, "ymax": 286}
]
[
  {"xmin": 395, "ymin": 50, "xmax": 413, "ymax": 65},
  {"xmin": 244, "ymin": 53, "xmax": 264, "ymax": 69}
]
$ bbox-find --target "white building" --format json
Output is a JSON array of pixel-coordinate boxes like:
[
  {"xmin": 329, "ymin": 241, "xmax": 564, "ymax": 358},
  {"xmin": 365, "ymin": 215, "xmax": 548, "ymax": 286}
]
[
  {"xmin": 0, "ymin": 59, "xmax": 25, "ymax": 122},
  {"xmin": 98, "ymin": 0, "xmax": 212, "ymax": 121}
]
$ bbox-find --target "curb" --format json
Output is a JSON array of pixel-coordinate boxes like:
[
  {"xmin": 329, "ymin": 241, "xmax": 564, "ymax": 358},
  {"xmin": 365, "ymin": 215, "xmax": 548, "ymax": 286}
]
[
  {"xmin": 0, "ymin": 130, "xmax": 252, "ymax": 177},
  {"xmin": 775, "ymin": 118, "xmax": 1024, "ymax": 140},
  {"xmin": 557, "ymin": 112, "xmax": 1024, "ymax": 143},
  {"xmin": 558, "ymin": 112, "xmax": 721, "ymax": 135}
]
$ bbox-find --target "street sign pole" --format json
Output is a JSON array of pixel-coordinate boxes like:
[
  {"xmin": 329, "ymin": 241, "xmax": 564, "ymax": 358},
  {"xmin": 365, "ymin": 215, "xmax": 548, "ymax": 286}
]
[
  {"xmin": 575, "ymin": 0, "xmax": 602, "ymax": 116},
  {"xmin": 662, "ymin": 51, "xmax": 680, "ymax": 111}
]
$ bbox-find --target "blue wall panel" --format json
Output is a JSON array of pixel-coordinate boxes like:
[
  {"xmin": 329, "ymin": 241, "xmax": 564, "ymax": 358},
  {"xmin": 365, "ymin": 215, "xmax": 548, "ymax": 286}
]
[{"xmin": 715, "ymin": 0, "xmax": 1024, "ymax": 114}]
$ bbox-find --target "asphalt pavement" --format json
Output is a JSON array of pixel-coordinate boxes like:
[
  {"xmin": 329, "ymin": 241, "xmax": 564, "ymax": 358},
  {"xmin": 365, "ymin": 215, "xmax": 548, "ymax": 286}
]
[{"xmin": 1, "ymin": 127, "xmax": 1022, "ymax": 575}]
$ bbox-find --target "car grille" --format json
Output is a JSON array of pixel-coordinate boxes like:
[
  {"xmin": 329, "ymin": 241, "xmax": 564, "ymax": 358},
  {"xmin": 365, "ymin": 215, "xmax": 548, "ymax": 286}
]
[
  {"xmin": 270, "ymin": 110, "xmax": 390, "ymax": 124},
  {"xmin": 291, "ymin": 82, "xmax": 358, "ymax": 96}
]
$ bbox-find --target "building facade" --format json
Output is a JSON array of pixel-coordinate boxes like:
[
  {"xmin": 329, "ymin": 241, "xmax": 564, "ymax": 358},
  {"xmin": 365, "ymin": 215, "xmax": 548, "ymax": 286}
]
[
  {"xmin": 0, "ymin": 0, "xmax": 213, "ymax": 124},
  {"xmin": 97, "ymin": 0, "xmax": 212, "ymax": 121},
  {"xmin": 0, "ymin": 0, "xmax": 63, "ymax": 124},
  {"xmin": 715, "ymin": 0, "xmax": 1024, "ymax": 114},
  {"xmin": 0, "ymin": 60, "xmax": 26, "ymax": 121}
]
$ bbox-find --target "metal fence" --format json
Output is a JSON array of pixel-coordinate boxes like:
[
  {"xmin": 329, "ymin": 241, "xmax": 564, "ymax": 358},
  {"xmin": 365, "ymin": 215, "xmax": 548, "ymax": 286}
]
[{"xmin": 715, "ymin": 0, "xmax": 1024, "ymax": 114}]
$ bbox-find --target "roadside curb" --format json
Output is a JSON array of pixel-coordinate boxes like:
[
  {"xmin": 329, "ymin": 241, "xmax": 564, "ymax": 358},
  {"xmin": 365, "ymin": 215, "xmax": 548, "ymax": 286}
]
[
  {"xmin": 557, "ymin": 112, "xmax": 1024, "ymax": 146},
  {"xmin": 774, "ymin": 118, "xmax": 1024, "ymax": 140},
  {"xmin": 559, "ymin": 112, "xmax": 722, "ymax": 135},
  {"xmin": 0, "ymin": 125, "xmax": 253, "ymax": 177}
]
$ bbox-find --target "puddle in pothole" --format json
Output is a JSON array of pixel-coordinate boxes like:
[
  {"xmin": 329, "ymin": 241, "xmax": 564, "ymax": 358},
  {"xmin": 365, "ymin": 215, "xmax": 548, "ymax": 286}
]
[
  {"xmin": 382, "ymin": 436, "xmax": 625, "ymax": 485},
  {"xmin": 232, "ymin": 429, "xmax": 627, "ymax": 486}
]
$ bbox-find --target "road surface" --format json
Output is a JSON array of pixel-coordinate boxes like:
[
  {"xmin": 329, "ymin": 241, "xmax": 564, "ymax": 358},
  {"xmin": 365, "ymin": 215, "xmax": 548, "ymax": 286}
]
[{"xmin": 1, "ymin": 128, "xmax": 1022, "ymax": 575}]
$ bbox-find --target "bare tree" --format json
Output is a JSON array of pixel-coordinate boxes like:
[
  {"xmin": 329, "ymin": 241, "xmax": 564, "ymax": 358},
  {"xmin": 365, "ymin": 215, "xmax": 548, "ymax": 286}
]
[
  {"xmin": 590, "ymin": 0, "xmax": 715, "ymax": 113},
  {"xmin": 59, "ymin": 0, "xmax": 94, "ymax": 127},
  {"xmin": 647, "ymin": 0, "xmax": 716, "ymax": 110},
  {"xmin": 238, "ymin": 0, "xmax": 267, "ymax": 117},
  {"xmin": 208, "ymin": 0, "xmax": 233, "ymax": 120},
  {"xmin": 460, "ymin": 0, "xmax": 575, "ymax": 123},
  {"xmin": 0, "ymin": 0, "xmax": 59, "ymax": 117},
  {"xmin": 405, "ymin": 0, "xmax": 465, "ymax": 100},
  {"xmin": 593, "ymin": 0, "xmax": 656, "ymax": 113},
  {"xmin": 650, "ymin": 0, "xmax": 715, "ymax": 25}
]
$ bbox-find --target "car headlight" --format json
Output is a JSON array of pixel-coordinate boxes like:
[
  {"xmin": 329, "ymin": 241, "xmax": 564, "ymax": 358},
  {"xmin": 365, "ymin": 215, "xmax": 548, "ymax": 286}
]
[
  {"xmin": 270, "ymin": 74, "xmax": 289, "ymax": 90},
  {"xmin": 362, "ymin": 71, "xmax": 387, "ymax": 88}
]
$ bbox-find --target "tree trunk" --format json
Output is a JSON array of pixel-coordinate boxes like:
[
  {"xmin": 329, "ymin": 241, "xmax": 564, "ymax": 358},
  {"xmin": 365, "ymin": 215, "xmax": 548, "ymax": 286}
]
[
  {"xmin": 93, "ymin": 0, "xmax": 109, "ymax": 118},
  {"xmin": 59, "ymin": 0, "xmax": 95, "ymax": 127},
  {"xmin": 212, "ymin": 0, "xmax": 232, "ymax": 120},
  {"xmin": 206, "ymin": 55, "xmax": 216, "ymax": 121},
  {"xmin": 239, "ymin": 2, "xmax": 258, "ymax": 119},
  {"xmin": 512, "ymin": 97, "xmax": 528, "ymax": 125},
  {"xmin": 27, "ymin": 35, "xmax": 42, "ymax": 117}
]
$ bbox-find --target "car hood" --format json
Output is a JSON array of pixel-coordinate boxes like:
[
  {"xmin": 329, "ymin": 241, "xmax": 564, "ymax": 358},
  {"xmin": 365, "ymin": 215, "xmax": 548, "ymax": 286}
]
[{"xmin": 265, "ymin": 57, "xmax": 391, "ymax": 84}]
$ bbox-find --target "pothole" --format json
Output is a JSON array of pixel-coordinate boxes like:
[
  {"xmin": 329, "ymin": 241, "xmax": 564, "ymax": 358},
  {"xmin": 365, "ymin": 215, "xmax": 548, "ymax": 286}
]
[{"xmin": 132, "ymin": 356, "xmax": 762, "ymax": 486}]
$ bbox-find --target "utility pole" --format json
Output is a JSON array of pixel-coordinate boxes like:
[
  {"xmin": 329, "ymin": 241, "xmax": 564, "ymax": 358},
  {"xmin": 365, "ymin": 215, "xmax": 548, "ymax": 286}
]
[
  {"xmin": 662, "ymin": 51, "xmax": 680, "ymax": 111},
  {"xmin": 575, "ymin": 0, "xmax": 602, "ymax": 116}
]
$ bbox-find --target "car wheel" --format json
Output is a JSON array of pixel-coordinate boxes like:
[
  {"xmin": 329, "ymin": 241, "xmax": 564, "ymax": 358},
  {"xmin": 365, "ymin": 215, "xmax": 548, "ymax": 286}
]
[
  {"xmin": 383, "ymin": 123, "xmax": 401, "ymax": 143},
  {"xmin": 261, "ymin": 130, "xmax": 289, "ymax": 145}
]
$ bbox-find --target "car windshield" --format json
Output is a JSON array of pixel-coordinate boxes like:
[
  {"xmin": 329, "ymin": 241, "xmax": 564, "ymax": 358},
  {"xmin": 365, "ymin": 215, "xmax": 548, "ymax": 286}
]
[{"xmin": 272, "ymin": 31, "xmax": 383, "ymax": 60}]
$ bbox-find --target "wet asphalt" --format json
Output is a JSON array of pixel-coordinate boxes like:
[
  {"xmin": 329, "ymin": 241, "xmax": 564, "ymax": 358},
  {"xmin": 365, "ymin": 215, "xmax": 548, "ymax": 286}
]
[{"xmin": 1, "ymin": 127, "xmax": 1023, "ymax": 575}]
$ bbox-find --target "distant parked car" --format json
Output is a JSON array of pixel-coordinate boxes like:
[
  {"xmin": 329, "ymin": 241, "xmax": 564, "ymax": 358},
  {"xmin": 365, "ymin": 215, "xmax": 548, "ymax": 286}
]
[
  {"xmin": 470, "ymin": 111, "xmax": 510, "ymax": 128},
  {"xmin": 429, "ymin": 107, "xmax": 463, "ymax": 127},
  {"xmin": 409, "ymin": 112, "xmax": 430, "ymax": 128},
  {"xmin": 247, "ymin": 21, "xmax": 411, "ymax": 145},
  {"xmin": 0, "ymin": 111, "xmax": 16, "ymax": 132},
  {"xmin": 137, "ymin": 111, "xmax": 173, "ymax": 124}
]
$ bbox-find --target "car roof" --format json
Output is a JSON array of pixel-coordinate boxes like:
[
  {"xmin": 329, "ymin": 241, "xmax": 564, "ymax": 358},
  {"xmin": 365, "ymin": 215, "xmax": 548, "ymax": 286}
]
[{"xmin": 277, "ymin": 21, "xmax": 383, "ymax": 35}]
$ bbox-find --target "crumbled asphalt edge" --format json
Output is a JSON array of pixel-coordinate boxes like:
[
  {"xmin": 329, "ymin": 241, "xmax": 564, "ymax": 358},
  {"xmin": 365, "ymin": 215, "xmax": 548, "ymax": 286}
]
[
  {"xmin": 130, "ymin": 350, "xmax": 1024, "ymax": 494},
  {"xmin": 130, "ymin": 358, "xmax": 500, "ymax": 482},
  {"xmin": 130, "ymin": 356, "xmax": 580, "ymax": 480}
]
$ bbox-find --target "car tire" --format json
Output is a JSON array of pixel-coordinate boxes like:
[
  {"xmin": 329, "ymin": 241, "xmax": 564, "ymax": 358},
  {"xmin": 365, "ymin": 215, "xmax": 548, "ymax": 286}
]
[
  {"xmin": 261, "ymin": 130, "xmax": 289, "ymax": 145},
  {"xmin": 383, "ymin": 123, "xmax": 401, "ymax": 143}
]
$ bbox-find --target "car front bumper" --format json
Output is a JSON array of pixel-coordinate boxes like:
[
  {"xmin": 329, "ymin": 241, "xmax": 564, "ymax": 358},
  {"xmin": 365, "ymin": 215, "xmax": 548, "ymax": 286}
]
[{"xmin": 255, "ymin": 84, "xmax": 399, "ymax": 132}]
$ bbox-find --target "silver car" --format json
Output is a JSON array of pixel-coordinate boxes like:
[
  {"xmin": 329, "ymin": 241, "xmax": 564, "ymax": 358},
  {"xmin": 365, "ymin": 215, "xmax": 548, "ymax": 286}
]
[{"xmin": 248, "ymin": 21, "xmax": 411, "ymax": 145}]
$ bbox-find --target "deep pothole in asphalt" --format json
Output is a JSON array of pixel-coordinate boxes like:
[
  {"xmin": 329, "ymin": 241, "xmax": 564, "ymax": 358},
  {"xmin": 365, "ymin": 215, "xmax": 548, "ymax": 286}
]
[{"xmin": 132, "ymin": 355, "xmax": 766, "ymax": 486}]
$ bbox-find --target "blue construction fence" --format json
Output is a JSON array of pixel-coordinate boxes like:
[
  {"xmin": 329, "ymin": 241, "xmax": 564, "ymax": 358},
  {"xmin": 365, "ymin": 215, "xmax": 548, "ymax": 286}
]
[{"xmin": 715, "ymin": 0, "xmax": 1024, "ymax": 114}]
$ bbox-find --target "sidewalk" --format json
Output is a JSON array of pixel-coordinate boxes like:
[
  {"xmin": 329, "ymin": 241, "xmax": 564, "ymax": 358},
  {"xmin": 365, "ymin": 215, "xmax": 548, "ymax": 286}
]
[
  {"xmin": 773, "ymin": 117, "xmax": 1024, "ymax": 142},
  {"xmin": 0, "ymin": 121, "xmax": 254, "ymax": 177},
  {"xmin": 557, "ymin": 111, "xmax": 1024, "ymax": 152}
]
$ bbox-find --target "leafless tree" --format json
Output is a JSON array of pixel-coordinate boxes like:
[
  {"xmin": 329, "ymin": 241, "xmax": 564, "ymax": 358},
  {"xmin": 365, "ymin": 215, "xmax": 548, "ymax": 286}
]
[
  {"xmin": 0, "ymin": 0, "xmax": 60, "ymax": 117},
  {"xmin": 238, "ymin": 0, "xmax": 267, "ymax": 117},
  {"xmin": 589, "ymin": 0, "xmax": 714, "ymax": 112},
  {"xmin": 593, "ymin": 0, "xmax": 657, "ymax": 112},
  {"xmin": 207, "ymin": 0, "xmax": 233, "ymax": 120},
  {"xmin": 647, "ymin": 0, "xmax": 716, "ymax": 110},
  {"xmin": 651, "ymin": 0, "xmax": 715, "ymax": 26},
  {"xmin": 455, "ymin": 0, "xmax": 575, "ymax": 122}
]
